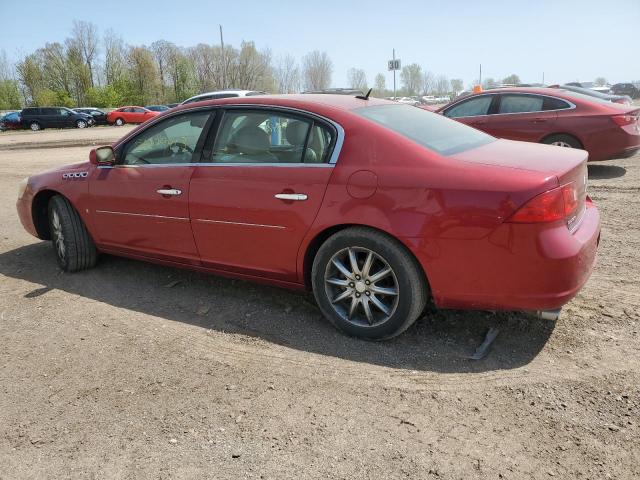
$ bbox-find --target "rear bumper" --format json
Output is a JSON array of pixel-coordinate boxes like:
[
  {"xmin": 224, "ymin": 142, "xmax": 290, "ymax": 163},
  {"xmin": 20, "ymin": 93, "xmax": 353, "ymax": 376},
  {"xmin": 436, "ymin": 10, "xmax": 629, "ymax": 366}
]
[{"xmin": 406, "ymin": 203, "xmax": 601, "ymax": 311}]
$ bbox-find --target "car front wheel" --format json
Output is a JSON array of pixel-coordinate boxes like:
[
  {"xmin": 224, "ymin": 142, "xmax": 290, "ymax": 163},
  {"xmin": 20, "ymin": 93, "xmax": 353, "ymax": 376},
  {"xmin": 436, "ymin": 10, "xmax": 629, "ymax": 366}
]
[
  {"xmin": 115, "ymin": 118, "xmax": 124, "ymax": 126},
  {"xmin": 29, "ymin": 122, "xmax": 41, "ymax": 131},
  {"xmin": 312, "ymin": 227, "xmax": 428, "ymax": 340},
  {"xmin": 76, "ymin": 119, "xmax": 87, "ymax": 129},
  {"xmin": 48, "ymin": 195, "xmax": 97, "ymax": 272}
]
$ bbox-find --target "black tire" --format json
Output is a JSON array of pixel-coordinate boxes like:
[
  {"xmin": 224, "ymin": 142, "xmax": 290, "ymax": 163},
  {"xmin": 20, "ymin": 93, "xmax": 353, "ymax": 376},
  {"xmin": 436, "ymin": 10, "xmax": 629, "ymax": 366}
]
[
  {"xmin": 115, "ymin": 118, "xmax": 125, "ymax": 126},
  {"xmin": 29, "ymin": 122, "xmax": 41, "ymax": 131},
  {"xmin": 311, "ymin": 227, "xmax": 428, "ymax": 340},
  {"xmin": 541, "ymin": 134, "xmax": 582, "ymax": 149},
  {"xmin": 48, "ymin": 195, "xmax": 97, "ymax": 272}
]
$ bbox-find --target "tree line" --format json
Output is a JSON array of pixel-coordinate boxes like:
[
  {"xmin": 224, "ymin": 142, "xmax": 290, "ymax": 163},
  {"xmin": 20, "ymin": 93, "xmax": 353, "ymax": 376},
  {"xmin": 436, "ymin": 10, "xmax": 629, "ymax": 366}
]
[
  {"xmin": 0, "ymin": 21, "xmax": 336, "ymax": 109},
  {"xmin": 0, "ymin": 21, "xmax": 635, "ymax": 110}
]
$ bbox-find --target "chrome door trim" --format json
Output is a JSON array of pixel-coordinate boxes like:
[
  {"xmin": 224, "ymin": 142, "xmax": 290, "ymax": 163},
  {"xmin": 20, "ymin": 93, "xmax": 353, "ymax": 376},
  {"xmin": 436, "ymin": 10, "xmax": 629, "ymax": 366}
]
[
  {"xmin": 193, "ymin": 218, "xmax": 286, "ymax": 230},
  {"xmin": 95, "ymin": 210, "xmax": 189, "ymax": 221},
  {"xmin": 98, "ymin": 162, "xmax": 335, "ymax": 169}
]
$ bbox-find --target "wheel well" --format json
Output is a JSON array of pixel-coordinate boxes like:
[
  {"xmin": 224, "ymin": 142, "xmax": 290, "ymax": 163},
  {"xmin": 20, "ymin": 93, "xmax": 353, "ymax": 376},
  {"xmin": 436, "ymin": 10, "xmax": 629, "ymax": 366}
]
[
  {"xmin": 541, "ymin": 133, "xmax": 584, "ymax": 149},
  {"xmin": 31, "ymin": 189, "xmax": 59, "ymax": 239},
  {"xmin": 302, "ymin": 224, "xmax": 431, "ymax": 294}
]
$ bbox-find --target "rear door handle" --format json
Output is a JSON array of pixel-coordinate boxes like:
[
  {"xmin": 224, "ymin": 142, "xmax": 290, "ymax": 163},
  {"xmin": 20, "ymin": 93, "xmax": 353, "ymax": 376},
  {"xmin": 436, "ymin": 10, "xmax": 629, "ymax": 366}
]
[
  {"xmin": 157, "ymin": 188, "xmax": 182, "ymax": 196},
  {"xmin": 531, "ymin": 118, "xmax": 547, "ymax": 123},
  {"xmin": 275, "ymin": 193, "xmax": 308, "ymax": 201}
]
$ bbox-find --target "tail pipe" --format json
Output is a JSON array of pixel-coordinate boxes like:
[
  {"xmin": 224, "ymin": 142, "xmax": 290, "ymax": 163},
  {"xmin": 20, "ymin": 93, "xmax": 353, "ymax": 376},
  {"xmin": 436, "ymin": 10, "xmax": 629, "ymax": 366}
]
[{"xmin": 536, "ymin": 308, "xmax": 562, "ymax": 321}]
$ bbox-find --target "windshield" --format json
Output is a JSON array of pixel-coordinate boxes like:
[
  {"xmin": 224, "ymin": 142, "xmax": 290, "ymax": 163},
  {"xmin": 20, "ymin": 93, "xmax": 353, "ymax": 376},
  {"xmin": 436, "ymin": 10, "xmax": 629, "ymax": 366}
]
[{"xmin": 354, "ymin": 104, "xmax": 494, "ymax": 156}]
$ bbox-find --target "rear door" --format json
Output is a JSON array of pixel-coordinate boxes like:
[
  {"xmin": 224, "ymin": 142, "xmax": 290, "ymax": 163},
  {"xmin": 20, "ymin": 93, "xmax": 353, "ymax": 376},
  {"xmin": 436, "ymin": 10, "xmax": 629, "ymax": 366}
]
[
  {"xmin": 441, "ymin": 94, "xmax": 496, "ymax": 131},
  {"xmin": 189, "ymin": 107, "xmax": 339, "ymax": 282},
  {"xmin": 486, "ymin": 94, "xmax": 561, "ymax": 142}
]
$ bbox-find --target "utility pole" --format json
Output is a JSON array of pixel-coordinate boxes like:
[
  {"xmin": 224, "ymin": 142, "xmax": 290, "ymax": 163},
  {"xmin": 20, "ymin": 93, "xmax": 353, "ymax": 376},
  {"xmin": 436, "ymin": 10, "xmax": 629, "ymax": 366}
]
[
  {"xmin": 393, "ymin": 49, "xmax": 396, "ymax": 100},
  {"xmin": 220, "ymin": 25, "xmax": 226, "ymax": 90},
  {"xmin": 542, "ymin": 71, "xmax": 545, "ymax": 85},
  {"xmin": 479, "ymin": 64, "xmax": 482, "ymax": 87}
]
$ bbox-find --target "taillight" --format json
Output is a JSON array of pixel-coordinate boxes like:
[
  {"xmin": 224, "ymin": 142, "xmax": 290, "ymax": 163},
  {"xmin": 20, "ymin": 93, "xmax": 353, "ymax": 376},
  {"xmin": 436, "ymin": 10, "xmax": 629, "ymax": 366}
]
[
  {"xmin": 611, "ymin": 114, "xmax": 636, "ymax": 126},
  {"xmin": 506, "ymin": 183, "xmax": 579, "ymax": 223}
]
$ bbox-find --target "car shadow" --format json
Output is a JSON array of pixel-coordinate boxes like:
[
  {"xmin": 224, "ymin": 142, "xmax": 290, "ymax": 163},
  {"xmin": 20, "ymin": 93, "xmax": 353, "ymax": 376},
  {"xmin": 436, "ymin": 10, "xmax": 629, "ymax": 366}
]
[
  {"xmin": 588, "ymin": 164, "xmax": 626, "ymax": 180},
  {"xmin": 0, "ymin": 242, "xmax": 556, "ymax": 374}
]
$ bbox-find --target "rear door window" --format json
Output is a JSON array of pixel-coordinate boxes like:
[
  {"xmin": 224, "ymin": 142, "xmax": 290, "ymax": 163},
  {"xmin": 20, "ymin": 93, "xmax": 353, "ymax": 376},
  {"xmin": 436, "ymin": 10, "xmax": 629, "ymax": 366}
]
[
  {"xmin": 498, "ymin": 95, "xmax": 544, "ymax": 114},
  {"xmin": 444, "ymin": 95, "xmax": 493, "ymax": 118}
]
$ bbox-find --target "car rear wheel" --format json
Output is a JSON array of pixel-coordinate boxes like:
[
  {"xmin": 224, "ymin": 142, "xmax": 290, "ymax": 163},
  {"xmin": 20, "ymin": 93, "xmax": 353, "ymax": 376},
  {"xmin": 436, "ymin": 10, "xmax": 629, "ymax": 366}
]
[
  {"xmin": 76, "ymin": 119, "xmax": 87, "ymax": 129},
  {"xmin": 29, "ymin": 122, "xmax": 41, "ymax": 131},
  {"xmin": 48, "ymin": 195, "xmax": 97, "ymax": 272},
  {"xmin": 542, "ymin": 134, "xmax": 582, "ymax": 149},
  {"xmin": 115, "ymin": 118, "xmax": 125, "ymax": 126},
  {"xmin": 312, "ymin": 227, "xmax": 428, "ymax": 340}
]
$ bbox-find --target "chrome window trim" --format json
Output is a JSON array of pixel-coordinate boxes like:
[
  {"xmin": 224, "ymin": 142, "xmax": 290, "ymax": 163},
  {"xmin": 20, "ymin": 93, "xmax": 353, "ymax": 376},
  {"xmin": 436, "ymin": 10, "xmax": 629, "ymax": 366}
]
[
  {"xmin": 114, "ymin": 103, "xmax": 345, "ymax": 167},
  {"xmin": 98, "ymin": 162, "xmax": 334, "ymax": 170},
  {"xmin": 443, "ymin": 92, "xmax": 577, "ymax": 119}
]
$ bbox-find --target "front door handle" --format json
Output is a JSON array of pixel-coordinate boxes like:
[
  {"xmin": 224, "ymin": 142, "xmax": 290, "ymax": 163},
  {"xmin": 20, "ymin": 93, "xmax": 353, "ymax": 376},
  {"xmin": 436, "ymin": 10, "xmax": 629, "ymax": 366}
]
[
  {"xmin": 275, "ymin": 193, "xmax": 308, "ymax": 201},
  {"xmin": 531, "ymin": 118, "xmax": 547, "ymax": 123},
  {"xmin": 157, "ymin": 188, "xmax": 182, "ymax": 196}
]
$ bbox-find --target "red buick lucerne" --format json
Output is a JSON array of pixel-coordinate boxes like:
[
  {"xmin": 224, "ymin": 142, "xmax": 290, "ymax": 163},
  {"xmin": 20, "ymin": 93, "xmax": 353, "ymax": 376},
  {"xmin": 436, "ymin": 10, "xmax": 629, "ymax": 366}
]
[
  {"xmin": 437, "ymin": 87, "xmax": 640, "ymax": 161},
  {"xmin": 16, "ymin": 95, "xmax": 600, "ymax": 339},
  {"xmin": 106, "ymin": 106, "xmax": 160, "ymax": 126}
]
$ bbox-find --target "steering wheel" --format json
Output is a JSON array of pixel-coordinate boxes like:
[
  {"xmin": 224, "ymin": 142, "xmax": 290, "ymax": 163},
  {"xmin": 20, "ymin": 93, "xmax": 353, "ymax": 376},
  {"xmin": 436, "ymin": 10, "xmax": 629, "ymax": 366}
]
[{"xmin": 168, "ymin": 142, "xmax": 194, "ymax": 155}]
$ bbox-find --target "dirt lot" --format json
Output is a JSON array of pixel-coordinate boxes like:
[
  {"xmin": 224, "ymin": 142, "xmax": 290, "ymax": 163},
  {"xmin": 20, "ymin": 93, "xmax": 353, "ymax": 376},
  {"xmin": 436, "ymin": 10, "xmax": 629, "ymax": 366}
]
[{"xmin": 0, "ymin": 126, "xmax": 638, "ymax": 480}]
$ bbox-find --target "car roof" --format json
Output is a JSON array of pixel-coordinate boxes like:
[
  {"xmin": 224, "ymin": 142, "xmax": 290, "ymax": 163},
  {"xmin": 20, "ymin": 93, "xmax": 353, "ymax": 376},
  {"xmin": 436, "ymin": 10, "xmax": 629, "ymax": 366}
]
[{"xmin": 173, "ymin": 93, "xmax": 394, "ymax": 112}]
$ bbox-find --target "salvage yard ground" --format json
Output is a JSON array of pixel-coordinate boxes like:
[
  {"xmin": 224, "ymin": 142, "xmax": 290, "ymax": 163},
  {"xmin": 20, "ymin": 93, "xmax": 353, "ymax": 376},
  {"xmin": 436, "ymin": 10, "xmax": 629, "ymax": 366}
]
[{"xmin": 0, "ymin": 126, "xmax": 638, "ymax": 479}]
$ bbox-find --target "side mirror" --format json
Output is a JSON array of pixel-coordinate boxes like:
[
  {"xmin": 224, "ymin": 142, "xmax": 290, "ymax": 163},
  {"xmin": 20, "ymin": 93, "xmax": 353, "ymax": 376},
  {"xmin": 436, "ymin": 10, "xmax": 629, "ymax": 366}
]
[{"xmin": 90, "ymin": 146, "xmax": 115, "ymax": 166}]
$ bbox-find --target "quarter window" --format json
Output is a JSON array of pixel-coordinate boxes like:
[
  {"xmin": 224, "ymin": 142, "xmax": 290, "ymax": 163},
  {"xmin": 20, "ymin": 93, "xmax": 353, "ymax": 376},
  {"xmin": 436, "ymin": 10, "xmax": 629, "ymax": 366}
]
[
  {"xmin": 444, "ymin": 96, "xmax": 493, "ymax": 118},
  {"xmin": 209, "ymin": 110, "xmax": 334, "ymax": 164},
  {"xmin": 121, "ymin": 112, "xmax": 211, "ymax": 165},
  {"xmin": 498, "ymin": 95, "xmax": 544, "ymax": 114}
]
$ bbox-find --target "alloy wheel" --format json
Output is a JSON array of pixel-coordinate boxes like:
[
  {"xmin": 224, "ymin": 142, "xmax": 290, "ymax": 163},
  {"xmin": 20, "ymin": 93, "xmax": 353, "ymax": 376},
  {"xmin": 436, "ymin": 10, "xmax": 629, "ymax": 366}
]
[
  {"xmin": 324, "ymin": 247, "xmax": 399, "ymax": 327},
  {"xmin": 551, "ymin": 141, "xmax": 572, "ymax": 148},
  {"xmin": 51, "ymin": 210, "xmax": 65, "ymax": 261}
]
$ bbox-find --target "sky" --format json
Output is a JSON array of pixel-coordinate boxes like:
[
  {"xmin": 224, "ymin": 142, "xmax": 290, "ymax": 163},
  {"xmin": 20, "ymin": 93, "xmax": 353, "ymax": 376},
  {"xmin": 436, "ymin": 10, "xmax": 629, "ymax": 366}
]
[{"xmin": 1, "ymin": 0, "xmax": 639, "ymax": 89}]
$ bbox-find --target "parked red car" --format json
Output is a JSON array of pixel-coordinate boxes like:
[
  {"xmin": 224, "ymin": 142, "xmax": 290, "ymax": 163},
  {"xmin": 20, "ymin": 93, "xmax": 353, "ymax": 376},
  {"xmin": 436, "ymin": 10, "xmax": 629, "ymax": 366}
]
[
  {"xmin": 437, "ymin": 87, "xmax": 640, "ymax": 161},
  {"xmin": 106, "ymin": 106, "xmax": 160, "ymax": 126},
  {"xmin": 17, "ymin": 95, "xmax": 600, "ymax": 339}
]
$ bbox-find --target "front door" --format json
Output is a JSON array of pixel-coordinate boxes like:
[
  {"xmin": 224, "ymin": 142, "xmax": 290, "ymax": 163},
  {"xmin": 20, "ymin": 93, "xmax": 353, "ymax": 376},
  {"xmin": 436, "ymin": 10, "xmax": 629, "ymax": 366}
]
[
  {"xmin": 88, "ymin": 110, "xmax": 213, "ymax": 263},
  {"xmin": 189, "ymin": 108, "xmax": 338, "ymax": 282}
]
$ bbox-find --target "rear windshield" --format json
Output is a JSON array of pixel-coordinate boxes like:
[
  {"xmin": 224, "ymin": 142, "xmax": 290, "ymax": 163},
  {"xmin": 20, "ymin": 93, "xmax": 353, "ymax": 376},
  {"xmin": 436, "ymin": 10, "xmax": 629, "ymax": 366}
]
[{"xmin": 354, "ymin": 104, "xmax": 494, "ymax": 155}]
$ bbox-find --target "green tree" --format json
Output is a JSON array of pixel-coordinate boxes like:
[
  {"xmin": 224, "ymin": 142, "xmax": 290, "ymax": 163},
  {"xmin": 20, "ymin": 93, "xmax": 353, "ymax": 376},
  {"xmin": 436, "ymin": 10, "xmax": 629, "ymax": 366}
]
[
  {"xmin": 0, "ymin": 80, "xmax": 22, "ymax": 109},
  {"xmin": 502, "ymin": 74, "xmax": 521, "ymax": 85}
]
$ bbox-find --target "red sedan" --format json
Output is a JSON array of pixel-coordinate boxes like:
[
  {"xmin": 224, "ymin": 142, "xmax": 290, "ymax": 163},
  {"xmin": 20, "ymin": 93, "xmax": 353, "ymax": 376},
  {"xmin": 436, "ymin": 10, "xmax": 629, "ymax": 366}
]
[
  {"xmin": 16, "ymin": 95, "xmax": 600, "ymax": 339},
  {"xmin": 106, "ymin": 106, "xmax": 160, "ymax": 126},
  {"xmin": 437, "ymin": 87, "xmax": 640, "ymax": 161}
]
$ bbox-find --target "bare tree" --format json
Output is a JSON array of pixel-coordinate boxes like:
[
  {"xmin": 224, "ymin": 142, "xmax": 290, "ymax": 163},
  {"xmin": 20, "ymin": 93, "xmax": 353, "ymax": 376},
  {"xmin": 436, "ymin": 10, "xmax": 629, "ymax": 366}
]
[
  {"xmin": 274, "ymin": 54, "xmax": 300, "ymax": 93},
  {"xmin": 71, "ymin": 20, "xmax": 99, "ymax": 87},
  {"xmin": 422, "ymin": 71, "xmax": 434, "ymax": 95},
  {"xmin": 594, "ymin": 77, "xmax": 607, "ymax": 86},
  {"xmin": 347, "ymin": 68, "xmax": 367, "ymax": 91},
  {"xmin": 450, "ymin": 78, "xmax": 464, "ymax": 94},
  {"xmin": 302, "ymin": 51, "xmax": 332, "ymax": 91},
  {"xmin": 232, "ymin": 41, "xmax": 274, "ymax": 91},
  {"xmin": 373, "ymin": 73, "xmax": 386, "ymax": 97},
  {"xmin": 435, "ymin": 75, "xmax": 450, "ymax": 94},
  {"xmin": 151, "ymin": 40, "xmax": 173, "ymax": 98},
  {"xmin": 400, "ymin": 63, "xmax": 422, "ymax": 96},
  {"xmin": 104, "ymin": 31, "xmax": 127, "ymax": 85},
  {"xmin": 502, "ymin": 73, "xmax": 520, "ymax": 85}
]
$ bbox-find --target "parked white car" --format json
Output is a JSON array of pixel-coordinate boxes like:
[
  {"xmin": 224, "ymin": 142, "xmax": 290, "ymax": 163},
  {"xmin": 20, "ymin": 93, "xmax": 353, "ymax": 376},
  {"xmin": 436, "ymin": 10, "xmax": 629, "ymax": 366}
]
[{"xmin": 180, "ymin": 89, "xmax": 265, "ymax": 105}]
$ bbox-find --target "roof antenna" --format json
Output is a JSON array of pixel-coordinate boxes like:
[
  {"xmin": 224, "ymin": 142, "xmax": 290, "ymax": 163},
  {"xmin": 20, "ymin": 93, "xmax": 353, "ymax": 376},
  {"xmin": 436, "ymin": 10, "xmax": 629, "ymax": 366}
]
[{"xmin": 356, "ymin": 88, "xmax": 373, "ymax": 100}]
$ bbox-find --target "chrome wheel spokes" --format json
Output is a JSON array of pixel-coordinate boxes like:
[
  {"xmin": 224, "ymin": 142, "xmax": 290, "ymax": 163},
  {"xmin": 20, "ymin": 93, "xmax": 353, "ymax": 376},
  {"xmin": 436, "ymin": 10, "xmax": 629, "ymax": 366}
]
[
  {"xmin": 51, "ymin": 210, "xmax": 65, "ymax": 260},
  {"xmin": 324, "ymin": 247, "xmax": 399, "ymax": 327}
]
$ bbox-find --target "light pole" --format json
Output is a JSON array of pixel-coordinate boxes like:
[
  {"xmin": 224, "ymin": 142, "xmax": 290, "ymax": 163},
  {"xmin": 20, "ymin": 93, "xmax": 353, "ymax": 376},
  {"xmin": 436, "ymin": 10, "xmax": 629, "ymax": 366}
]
[{"xmin": 219, "ymin": 24, "xmax": 226, "ymax": 90}]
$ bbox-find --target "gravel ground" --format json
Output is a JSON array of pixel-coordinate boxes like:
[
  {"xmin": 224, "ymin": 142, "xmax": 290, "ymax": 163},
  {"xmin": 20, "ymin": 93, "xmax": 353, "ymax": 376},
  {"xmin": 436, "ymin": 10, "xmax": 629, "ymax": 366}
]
[{"xmin": 0, "ymin": 126, "xmax": 638, "ymax": 479}]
